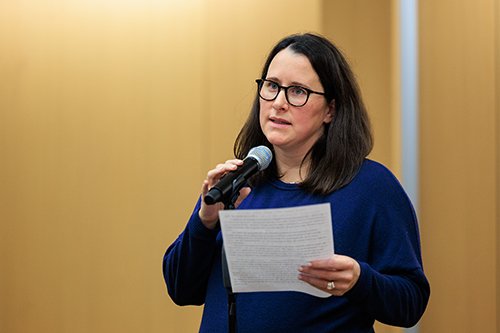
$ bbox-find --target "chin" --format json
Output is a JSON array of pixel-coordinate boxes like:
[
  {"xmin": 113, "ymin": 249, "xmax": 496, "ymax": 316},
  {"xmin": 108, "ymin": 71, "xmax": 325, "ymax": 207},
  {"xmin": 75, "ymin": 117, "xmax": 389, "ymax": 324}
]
[{"xmin": 265, "ymin": 136, "xmax": 287, "ymax": 148}]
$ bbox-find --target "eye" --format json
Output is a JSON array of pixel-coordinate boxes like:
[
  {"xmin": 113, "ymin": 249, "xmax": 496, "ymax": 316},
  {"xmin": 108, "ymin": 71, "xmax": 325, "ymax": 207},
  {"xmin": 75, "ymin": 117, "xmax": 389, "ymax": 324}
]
[
  {"xmin": 265, "ymin": 81, "xmax": 279, "ymax": 91},
  {"xmin": 290, "ymin": 86, "xmax": 307, "ymax": 96}
]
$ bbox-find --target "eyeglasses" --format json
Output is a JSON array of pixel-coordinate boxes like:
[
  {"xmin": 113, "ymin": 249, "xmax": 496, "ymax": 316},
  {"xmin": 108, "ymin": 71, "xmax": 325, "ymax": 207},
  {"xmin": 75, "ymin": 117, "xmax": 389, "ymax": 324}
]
[{"xmin": 256, "ymin": 79, "xmax": 325, "ymax": 107}]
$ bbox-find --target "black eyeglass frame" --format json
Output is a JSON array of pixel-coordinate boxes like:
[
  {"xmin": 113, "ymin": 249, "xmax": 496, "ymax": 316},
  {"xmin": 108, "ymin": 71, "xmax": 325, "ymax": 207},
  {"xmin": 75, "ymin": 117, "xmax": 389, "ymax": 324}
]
[{"xmin": 256, "ymin": 79, "xmax": 326, "ymax": 107}]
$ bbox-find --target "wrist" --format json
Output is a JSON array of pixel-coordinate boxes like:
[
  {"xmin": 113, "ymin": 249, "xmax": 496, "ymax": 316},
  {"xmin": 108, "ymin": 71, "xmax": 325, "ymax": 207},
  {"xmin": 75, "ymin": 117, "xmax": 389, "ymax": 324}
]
[{"xmin": 198, "ymin": 210, "xmax": 219, "ymax": 229}]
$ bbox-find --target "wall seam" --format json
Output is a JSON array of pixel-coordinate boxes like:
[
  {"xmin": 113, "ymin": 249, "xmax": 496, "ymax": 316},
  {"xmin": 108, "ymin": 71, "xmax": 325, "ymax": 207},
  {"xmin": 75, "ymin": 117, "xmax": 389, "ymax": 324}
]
[
  {"xmin": 495, "ymin": 0, "xmax": 500, "ymax": 331},
  {"xmin": 400, "ymin": 0, "xmax": 420, "ymax": 332}
]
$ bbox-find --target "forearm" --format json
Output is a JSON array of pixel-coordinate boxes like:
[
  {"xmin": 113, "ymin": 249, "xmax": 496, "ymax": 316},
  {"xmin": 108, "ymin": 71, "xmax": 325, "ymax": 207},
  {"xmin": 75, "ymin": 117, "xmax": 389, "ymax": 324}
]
[
  {"xmin": 163, "ymin": 205, "xmax": 220, "ymax": 306},
  {"xmin": 345, "ymin": 262, "xmax": 430, "ymax": 327}
]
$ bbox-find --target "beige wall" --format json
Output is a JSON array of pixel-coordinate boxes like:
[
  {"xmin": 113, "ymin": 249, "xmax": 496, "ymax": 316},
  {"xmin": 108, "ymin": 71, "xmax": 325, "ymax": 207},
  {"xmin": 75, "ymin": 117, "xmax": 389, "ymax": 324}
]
[
  {"xmin": 323, "ymin": 0, "xmax": 401, "ymax": 177},
  {"xmin": 0, "ymin": 2, "xmax": 208, "ymax": 331},
  {"xmin": 0, "ymin": 1, "xmax": 321, "ymax": 332},
  {"xmin": 419, "ymin": 0, "xmax": 499, "ymax": 332},
  {"xmin": 1, "ymin": 0, "xmax": 498, "ymax": 332}
]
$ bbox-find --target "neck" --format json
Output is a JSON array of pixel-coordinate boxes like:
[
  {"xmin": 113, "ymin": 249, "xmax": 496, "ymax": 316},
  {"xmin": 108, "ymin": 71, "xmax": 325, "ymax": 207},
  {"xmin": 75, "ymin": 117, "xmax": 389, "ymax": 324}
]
[{"xmin": 274, "ymin": 147, "xmax": 310, "ymax": 184}]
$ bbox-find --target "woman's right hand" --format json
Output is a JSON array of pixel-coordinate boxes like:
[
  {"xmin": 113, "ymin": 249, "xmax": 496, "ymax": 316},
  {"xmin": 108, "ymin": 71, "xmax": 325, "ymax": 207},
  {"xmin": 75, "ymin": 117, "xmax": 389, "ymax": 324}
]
[{"xmin": 198, "ymin": 159, "xmax": 252, "ymax": 229}]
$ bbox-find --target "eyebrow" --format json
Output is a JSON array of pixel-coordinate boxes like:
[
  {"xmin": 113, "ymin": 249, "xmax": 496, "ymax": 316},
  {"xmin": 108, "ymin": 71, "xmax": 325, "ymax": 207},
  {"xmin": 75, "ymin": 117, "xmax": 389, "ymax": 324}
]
[{"xmin": 266, "ymin": 77, "xmax": 312, "ymax": 89}]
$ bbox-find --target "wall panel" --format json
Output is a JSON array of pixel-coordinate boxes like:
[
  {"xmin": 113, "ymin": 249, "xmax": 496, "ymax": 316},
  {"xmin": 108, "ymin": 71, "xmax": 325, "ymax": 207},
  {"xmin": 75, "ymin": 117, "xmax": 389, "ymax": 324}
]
[
  {"xmin": 0, "ymin": 1, "xmax": 322, "ymax": 332},
  {"xmin": 0, "ymin": 1, "xmax": 206, "ymax": 332},
  {"xmin": 419, "ymin": 1, "xmax": 498, "ymax": 332},
  {"xmin": 322, "ymin": 0, "xmax": 400, "ymax": 177}
]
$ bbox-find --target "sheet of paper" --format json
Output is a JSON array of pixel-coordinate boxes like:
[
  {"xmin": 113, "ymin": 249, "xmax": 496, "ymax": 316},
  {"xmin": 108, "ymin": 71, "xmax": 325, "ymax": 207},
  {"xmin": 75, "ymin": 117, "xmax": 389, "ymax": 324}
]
[{"xmin": 219, "ymin": 203, "xmax": 334, "ymax": 298}]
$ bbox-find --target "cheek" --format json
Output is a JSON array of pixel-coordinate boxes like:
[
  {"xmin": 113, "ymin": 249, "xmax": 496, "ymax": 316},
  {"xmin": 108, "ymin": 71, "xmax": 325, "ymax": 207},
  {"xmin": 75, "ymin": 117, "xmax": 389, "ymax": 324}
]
[
  {"xmin": 259, "ymin": 103, "xmax": 271, "ymax": 125},
  {"xmin": 309, "ymin": 103, "xmax": 332, "ymax": 124},
  {"xmin": 296, "ymin": 108, "xmax": 329, "ymax": 133}
]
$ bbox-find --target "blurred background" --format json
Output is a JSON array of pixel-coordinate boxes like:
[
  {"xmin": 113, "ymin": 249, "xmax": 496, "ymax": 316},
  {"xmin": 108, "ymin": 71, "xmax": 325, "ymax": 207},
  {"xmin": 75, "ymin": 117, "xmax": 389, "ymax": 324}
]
[{"xmin": 0, "ymin": 0, "xmax": 498, "ymax": 332}]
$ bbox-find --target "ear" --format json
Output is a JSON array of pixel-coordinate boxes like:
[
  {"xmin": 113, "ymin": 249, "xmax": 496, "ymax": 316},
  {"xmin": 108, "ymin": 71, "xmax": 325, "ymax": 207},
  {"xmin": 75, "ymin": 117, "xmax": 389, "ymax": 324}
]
[{"xmin": 323, "ymin": 99, "xmax": 335, "ymax": 124}]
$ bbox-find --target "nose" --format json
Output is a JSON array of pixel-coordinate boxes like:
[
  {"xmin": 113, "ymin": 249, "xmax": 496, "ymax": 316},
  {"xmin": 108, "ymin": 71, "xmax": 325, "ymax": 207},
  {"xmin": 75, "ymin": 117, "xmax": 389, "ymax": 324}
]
[{"xmin": 272, "ymin": 89, "xmax": 289, "ymax": 111}]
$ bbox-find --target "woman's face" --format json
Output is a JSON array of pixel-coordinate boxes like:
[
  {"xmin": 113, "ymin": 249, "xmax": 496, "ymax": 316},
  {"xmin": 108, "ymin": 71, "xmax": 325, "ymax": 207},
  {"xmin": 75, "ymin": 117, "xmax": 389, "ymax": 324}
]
[{"xmin": 259, "ymin": 47, "xmax": 334, "ymax": 158}]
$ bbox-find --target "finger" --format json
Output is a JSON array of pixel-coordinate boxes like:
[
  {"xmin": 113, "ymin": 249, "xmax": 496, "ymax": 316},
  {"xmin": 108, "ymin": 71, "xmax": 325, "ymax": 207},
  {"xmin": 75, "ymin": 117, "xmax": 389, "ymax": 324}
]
[
  {"xmin": 224, "ymin": 159, "xmax": 244, "ymax": 165},
  {"xmin": 308, "ymin": 255, "xmax": 355, "ymax": 271},
  {"xmin": 201, "ymin": 180, "xmax": 210, "ymax": 197},
  {"xmin": 297, "ymin": 272, "xmax": 344, "ymax": 296},
  {"xmin": 298, "ymin": 263, "xmax": 341, "ymax": 284},
  {"xmin": 206, "ymin": 160, "xmax": 243, "ymax": 186},
  {"xmin": 300, "ymin": 269, "xmax": 355, "ymax": 288},
  {"xmin": 300, "ymin": 256, "xmax": 360, "ymax": 282},
  {"xmin": 302, "ymin": 263, "xmax": 357, "ymax": 282},
  {"xmin": 206, "ymin": 166, "xmax": 234, "ymax": 187}
]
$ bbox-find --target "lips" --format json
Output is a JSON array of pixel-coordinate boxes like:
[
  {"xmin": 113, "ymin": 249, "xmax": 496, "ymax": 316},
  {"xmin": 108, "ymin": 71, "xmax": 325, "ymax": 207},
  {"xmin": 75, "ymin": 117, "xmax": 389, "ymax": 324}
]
[{"xmin": 270, "ymin": 117, "xmax": 291, "ymax": 125}]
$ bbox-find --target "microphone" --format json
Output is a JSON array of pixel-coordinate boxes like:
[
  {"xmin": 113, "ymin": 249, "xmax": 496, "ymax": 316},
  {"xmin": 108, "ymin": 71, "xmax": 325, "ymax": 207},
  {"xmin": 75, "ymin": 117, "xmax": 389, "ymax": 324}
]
[{"xmin": 204, "ymin": 146, "xmax": 272, "ymax": 205}]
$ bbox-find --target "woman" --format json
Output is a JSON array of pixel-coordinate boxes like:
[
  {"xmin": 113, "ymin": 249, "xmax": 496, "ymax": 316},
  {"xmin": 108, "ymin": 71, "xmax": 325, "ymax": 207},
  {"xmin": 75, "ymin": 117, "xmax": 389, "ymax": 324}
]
[{"xmin": 163, "ymin": 33, "xmax": 430, "ymax": 332}]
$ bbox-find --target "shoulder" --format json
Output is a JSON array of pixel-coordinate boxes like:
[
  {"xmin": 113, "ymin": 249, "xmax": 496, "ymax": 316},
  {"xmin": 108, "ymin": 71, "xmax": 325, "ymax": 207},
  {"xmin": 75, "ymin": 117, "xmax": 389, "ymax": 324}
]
[
  {"xmin": 353, "ymin": 160, "xmax": 404, "ymax": 192},
  {"xmin": 342, "ymin": 159, "xmax": 412, "ymax": 208},
  {"xmin": 358, "ymin": 159, "xmax": 399, "ymax": 182}
]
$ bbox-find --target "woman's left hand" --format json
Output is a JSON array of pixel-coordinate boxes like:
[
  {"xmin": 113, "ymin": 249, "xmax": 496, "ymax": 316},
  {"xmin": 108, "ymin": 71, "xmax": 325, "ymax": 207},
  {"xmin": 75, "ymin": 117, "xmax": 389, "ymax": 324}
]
[{"xmin": 297, "ymin": 254, "xmax": 361, "ymax": 296}]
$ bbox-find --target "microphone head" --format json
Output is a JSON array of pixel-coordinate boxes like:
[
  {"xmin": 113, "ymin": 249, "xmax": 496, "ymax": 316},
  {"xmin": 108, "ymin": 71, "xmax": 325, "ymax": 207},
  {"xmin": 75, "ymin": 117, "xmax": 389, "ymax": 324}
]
[{"xmin": 247, "ymin": 146, "xmax": 273, "ymax": 171}]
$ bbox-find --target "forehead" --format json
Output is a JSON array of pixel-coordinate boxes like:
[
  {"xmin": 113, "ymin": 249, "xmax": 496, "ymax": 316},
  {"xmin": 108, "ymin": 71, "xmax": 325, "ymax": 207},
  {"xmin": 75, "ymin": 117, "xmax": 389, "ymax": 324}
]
[{"xmin": 267, "ymin": 47, "xmax": 321, "ymax": 87}]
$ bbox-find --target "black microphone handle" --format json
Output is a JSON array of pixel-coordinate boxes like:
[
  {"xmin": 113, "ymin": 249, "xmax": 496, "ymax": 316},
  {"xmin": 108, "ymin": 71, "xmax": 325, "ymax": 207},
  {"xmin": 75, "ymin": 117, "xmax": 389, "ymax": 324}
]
[{"xmin": 204, "ymin": 157, "xmax": 259, "ymax": 205}]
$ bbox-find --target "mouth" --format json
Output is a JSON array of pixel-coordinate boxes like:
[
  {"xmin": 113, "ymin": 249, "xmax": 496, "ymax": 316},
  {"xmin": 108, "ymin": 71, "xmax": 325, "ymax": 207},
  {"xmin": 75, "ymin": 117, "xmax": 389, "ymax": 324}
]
[{"xmin": 270, "ymin": 118, "xmax": 291, "ymax": 125}]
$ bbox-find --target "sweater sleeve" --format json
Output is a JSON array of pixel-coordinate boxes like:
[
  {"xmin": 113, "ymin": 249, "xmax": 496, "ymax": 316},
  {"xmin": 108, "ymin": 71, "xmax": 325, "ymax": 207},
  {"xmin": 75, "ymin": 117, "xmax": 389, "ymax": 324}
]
[
  {"xmin": 344, "ymin": 262, "xmax": 429, "ymax": 327},
  {"xmin": 340, "ymin": 162, "xmax": 430, "ymax": 327},
  {"xmin": 162, "ymin": 197, "xmax": 221, "ymax": 306}
]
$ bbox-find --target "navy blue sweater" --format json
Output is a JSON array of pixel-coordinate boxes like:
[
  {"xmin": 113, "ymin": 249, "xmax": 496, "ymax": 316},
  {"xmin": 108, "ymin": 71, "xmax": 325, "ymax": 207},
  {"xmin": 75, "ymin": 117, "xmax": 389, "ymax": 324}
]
[{"xmin": 163, "ymin": 160, "xmax": 430, "ymax": 332}]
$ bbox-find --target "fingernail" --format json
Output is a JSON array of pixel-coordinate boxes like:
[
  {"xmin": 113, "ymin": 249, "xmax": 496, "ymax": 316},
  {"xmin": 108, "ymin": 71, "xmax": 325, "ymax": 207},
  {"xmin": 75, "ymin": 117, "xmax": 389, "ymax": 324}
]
[
  {"xmin": 307, "ymin": 262, "xmax": 312, "ymax": 267},
  {"xmin": 297, "ymin": 274, "xmax": 303, "ymax": 280},
  {"xmin": 297, "ymin": 266, "xmax": 303, "ymax": 272}
]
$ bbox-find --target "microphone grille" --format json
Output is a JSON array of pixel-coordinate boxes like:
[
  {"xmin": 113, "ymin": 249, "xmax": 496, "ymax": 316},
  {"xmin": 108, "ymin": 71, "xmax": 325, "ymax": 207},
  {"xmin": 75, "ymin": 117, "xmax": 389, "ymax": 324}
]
[{"xmin": 247, "ymin": 146, "xmax": 273, "ymax": 171}]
